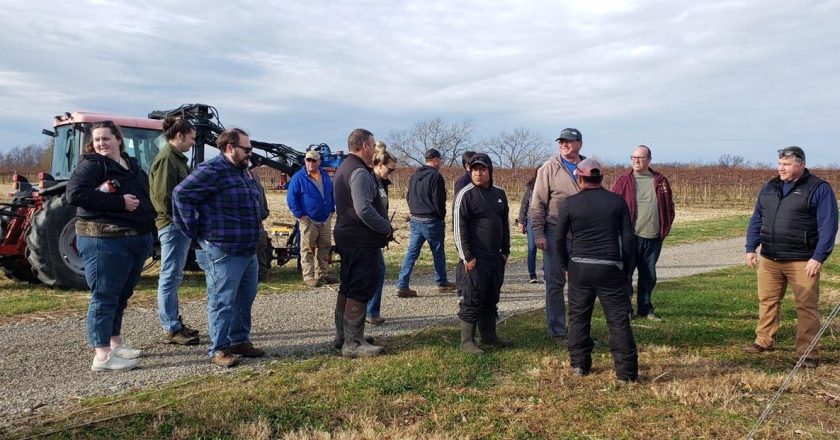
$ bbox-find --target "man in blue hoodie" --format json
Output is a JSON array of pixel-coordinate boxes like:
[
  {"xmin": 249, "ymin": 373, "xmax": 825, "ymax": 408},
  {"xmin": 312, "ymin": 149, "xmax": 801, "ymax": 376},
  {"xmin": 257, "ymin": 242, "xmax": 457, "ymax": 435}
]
[{"xmin": 287, "ymin": 150, "xmax": 336, "ymax": 287}]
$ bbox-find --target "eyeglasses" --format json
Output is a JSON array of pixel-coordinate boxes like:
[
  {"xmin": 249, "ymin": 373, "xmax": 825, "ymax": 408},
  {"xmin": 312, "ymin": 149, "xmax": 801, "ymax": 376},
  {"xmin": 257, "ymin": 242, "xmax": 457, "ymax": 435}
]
[
  {"xmin": 630, "ymin": 156, "xmax": 650, "ymax": 160},
  {"xmin": 232, "ymin": 144, "xmax": 253, "ymax": 153},
  {"xmin": 305, "ymin": 158, "xmax": 318, "ymax": 163}
]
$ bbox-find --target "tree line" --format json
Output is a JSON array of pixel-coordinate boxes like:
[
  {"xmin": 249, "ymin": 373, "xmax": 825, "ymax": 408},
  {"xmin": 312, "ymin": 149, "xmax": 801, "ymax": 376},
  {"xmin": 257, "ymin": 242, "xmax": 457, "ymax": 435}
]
[
  {"xmin": 0, "ymin": 141, "xmax": 52, "ymax": 174},
  {"xmin": 386, "ymin": 118, "xmax": 551, "ymax": 169}
]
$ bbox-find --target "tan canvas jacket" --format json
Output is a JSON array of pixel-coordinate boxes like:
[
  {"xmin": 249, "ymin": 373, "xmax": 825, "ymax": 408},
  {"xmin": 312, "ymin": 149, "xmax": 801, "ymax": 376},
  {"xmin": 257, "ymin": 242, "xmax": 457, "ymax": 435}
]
[{"xmin": 528, "ymin": 154, "xmax": 581, "ymax": 241}]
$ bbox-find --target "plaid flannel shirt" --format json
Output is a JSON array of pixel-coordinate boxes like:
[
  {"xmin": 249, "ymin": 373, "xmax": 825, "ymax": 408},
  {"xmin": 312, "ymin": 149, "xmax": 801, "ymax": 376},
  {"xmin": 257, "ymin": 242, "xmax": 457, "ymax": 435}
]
[{"xmin": 172, "ymin": 155, "xmax": 262, "ymax": 255}]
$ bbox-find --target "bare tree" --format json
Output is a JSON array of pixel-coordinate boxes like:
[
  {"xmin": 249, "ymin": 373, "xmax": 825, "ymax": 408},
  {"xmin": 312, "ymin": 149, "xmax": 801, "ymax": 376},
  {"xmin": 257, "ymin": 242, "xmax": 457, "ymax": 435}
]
[
  {"xmin": 717, "ymin": 154, "xmax": 749, "ymax": 168},
  {"xmin": 486, "ymin": 127, "xmax": 550, "ymax": 169},
  {"xmin": 0, "ymin": 142, "xmax": 52, "ymax": 173},
  {"xmin": 386, "ymin": 117, "xmax": 477, "ymax": 167}
]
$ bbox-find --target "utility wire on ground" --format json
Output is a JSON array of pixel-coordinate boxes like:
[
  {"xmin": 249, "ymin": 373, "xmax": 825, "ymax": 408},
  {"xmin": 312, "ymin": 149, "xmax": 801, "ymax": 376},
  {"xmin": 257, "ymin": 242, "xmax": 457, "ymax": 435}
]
[{"xmin": 746, "ymin": 300, "xmax": 840, "ymax": 440}]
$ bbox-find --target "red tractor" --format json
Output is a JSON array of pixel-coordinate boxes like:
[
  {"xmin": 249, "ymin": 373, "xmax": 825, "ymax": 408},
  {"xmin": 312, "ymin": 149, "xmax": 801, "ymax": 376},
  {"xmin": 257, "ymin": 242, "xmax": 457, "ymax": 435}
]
[{"xmin": 0, "ymin": 104, "xmax": 342, "ymax": 289}]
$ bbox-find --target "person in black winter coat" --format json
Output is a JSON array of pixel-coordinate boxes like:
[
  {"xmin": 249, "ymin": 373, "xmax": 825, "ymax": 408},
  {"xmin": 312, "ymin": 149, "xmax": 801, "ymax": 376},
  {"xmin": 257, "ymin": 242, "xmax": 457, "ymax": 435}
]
[
  {"xmin": 555, "ymin": 159, "xmax": 638, "ymax": 385},
  {"xmin": 395, "ymin": 148, "xmax": 454, "ymax": 297},
  {"xmin": 66, "ymin": 120, "xmax": 155, "ymax": 372},
  {"xmin": 453, "ymin": 153, "xmax": 511, "ymax": 354}
]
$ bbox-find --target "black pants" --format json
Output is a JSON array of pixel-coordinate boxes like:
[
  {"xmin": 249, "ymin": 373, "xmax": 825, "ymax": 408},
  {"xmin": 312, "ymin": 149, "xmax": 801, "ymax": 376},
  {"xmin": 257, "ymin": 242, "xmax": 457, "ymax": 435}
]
[
  {"xmin": 456, "ymin": 256, "xmax": 505, "ymax": 323},
  {"xmin": 567, "ymin": 261, "xmax": 638, "ymax": 380},
  {"xmin": 337, "ymin": 246, "xmax": 380, "ymax": 302}
]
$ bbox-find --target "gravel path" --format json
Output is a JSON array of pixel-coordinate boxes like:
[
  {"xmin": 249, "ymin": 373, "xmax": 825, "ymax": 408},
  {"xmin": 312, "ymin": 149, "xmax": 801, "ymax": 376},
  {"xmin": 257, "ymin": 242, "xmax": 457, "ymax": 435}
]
[{"xmin": 0, "ymin": 237, "xmax": 746, "ymax": 425}]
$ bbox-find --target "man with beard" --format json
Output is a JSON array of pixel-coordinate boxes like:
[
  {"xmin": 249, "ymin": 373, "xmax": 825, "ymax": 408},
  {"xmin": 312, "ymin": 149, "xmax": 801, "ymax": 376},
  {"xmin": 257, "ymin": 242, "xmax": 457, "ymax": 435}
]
[{"xmin": 173, "ymin": 128, "xmax": 265, "ymax": 368}]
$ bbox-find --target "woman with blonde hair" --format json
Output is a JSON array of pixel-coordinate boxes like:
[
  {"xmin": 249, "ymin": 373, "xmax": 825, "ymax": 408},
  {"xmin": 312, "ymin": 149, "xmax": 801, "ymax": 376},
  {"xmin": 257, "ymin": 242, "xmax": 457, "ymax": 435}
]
[{"xmin": 366, "ymin": 141, "xmax": 398, "ymax": 325}]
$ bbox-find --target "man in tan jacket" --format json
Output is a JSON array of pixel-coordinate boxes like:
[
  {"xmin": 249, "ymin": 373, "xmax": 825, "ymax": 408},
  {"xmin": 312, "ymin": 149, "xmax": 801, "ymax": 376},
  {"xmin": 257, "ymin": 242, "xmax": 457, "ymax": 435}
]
[{"xmin": 529, "ymin": 127, "xmax": 584, "ymax": 341}]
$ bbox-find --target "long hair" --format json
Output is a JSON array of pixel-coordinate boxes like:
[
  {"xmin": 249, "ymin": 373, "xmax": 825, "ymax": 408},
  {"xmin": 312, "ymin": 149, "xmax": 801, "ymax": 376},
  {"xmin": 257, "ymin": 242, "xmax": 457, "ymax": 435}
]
[
  {"xmin": 162, "ymin": 116, "xmax": 196, "ymax": 141},
  {"xmin": 373, "ymin": 141, "xmax": 397, "ymax": 167},
  {"xmin": 83, "ymin": 120, "xmax": 128, "ymax": 159}
]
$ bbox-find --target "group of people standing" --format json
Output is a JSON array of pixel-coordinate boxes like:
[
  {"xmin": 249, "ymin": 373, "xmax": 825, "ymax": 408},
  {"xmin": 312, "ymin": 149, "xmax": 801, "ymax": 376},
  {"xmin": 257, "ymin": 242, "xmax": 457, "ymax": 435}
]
[
  {"xmin": 70, "ymin": 118, "xmax": 267, "ymax": 370},
  {"xmin": 69, "ymin": 119, "xmax": 837, "ymax": 383}
]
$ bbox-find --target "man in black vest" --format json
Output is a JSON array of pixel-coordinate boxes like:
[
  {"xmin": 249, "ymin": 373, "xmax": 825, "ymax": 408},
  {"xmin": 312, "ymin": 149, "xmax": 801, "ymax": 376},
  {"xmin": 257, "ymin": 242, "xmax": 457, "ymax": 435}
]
[
  {"xmin": 744, "ymin": 146, "xmax": 838, "ymax": 368},
  {"xmin": 332, "ymin": 129, "xmax": 392, "ymax": 357}
]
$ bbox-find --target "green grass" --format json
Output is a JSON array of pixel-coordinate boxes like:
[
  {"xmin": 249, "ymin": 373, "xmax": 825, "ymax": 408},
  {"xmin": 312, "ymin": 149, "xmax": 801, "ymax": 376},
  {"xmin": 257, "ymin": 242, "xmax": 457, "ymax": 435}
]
[
  {"xmin": 667, "ymin": 214, "xmax": 751, "ymax": 245},
  {"xmin": 0, "ymin": 263, "xmax": 306, "ymax": 320},
  {"xmin": 10, "ymin": 259, "xmax": 840, "ymax": 439},
  {"xmin": 0, "ymin": 208, "xmax": 750, "ymax": 319}
]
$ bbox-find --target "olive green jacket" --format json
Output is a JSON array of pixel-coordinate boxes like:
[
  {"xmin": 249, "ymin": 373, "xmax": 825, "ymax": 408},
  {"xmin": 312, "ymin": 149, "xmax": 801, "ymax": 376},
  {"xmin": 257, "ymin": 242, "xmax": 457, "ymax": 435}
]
[{"xmin": 149, "ymin": 143, "xmax": 189, "ymax": 230}]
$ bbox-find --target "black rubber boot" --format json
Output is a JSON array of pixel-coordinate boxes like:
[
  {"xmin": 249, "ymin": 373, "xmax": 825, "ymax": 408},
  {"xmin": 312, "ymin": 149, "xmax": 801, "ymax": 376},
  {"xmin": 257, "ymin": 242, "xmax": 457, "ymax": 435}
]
[
  {"xmin": 342, "ymin": 298, "xmax": 384, "ymax": 357},
  {"xmin": 478, "ymin": 316, "xmax": 513, "ymax": 347},
  {"xmin": 460, "ymin": 320, "xmax": 484, "ymax": 354},
  {"xmin": 333, "ymin": 294, "xmax": 347, "ymax": 350},
  {"xmin": 333, "ymin": 295, "xmax": 374, "ymax": 350}
]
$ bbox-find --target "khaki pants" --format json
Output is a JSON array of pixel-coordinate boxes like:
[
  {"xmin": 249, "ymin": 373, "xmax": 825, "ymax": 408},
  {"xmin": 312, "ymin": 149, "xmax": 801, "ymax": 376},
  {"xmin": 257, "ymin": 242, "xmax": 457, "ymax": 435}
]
[
  {"xmin": 754, "ymin": 256, "xmax": 821, "ymax": 358},
  {"xmin": 299, "ymin": 216, "xmax": 332, "ymax": 281}
]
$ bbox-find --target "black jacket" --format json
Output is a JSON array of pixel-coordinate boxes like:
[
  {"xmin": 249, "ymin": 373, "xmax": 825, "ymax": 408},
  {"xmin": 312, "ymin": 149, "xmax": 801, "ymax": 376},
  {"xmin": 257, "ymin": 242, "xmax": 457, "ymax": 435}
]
[
  {"xmin": 407, "ymin": 165, "xmax": 446, "ymax": 220},
  {"xmin": 453, "ymin": 158, "xmax": 510, "ymax": 262},
  {"xmin": 758, "ymin": 171, "xmax": 823, "ymax": 260},
  {"xmin": 555, "ymin": 186, "xmax": 634, "ymax": 270},
  {"xmin": 333, "ymin": 154, "xmax": 390, "ymax": 248},
  {"xmin": 66, "ymin": 153, "xmax": 156, "ymax": 234}
]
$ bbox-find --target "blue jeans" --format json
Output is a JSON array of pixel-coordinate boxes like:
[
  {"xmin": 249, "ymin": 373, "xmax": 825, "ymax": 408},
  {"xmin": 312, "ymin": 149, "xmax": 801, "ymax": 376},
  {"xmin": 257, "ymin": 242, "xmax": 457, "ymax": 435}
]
[
  {"xmin": 195, "ymin": 240, "xmax": 258, "ymax": 357},
  {"xmin": 366, "ymin": 250, "xmax": 386, "ymax": 318},
  {"xmin": 543, "ymin": 226, "xmax": 567, "ymax": 337},
  {"xmin": 526, "ymin": 221, "xmax": 538, "ymax": 278},
  {"xmin": 79, "ymin": 233, "xmax": 154, "ymax": 347},
  {"xmin": 396, "ymin": 219, "xmax": 449, "ymax": 288},
  {"xmin": 625, "ymin": 236, "xmax": 663, "ymax": 316},
  {"xmin": 157, "ymin": 224, "xmax": 191, "ymax": 333}
]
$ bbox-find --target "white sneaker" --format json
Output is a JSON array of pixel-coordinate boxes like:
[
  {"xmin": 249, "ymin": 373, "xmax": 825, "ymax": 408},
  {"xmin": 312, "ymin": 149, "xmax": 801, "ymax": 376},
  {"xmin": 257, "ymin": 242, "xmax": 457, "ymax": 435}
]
[
  {"xmin": 111, "ymin": 344, "xmax": 142, "ymax": 359},
  {"xmin": 91, "ymin": 354, "xmax": 138, "ymax": 372}
]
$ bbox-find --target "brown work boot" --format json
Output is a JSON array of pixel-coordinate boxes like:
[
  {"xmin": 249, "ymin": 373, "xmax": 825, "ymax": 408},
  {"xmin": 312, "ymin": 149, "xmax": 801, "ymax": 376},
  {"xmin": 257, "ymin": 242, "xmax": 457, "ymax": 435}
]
[
  {"xmin": 437, "ymin": 282, "xmax": 456, "ymax": 293},
  {"xmin": 178, "ymin": 316, "xmax": 200, "ymax": 337},
  {"xmin": 304, "ymin": 278, "xmax": 322, "ymax": 288},
  {"xmin": 396, "ymin": 288, "xmax": 417, "ymax": 298},
  {"xmin": 320, "ymin": 275, "xmax": 339, "ymax": 285},
  {"xmin": 211, "ymin": 350, "xmax": 240, "ymax": 368},
  {"xmin": 165, "ymin": 329, "xmax": 199, "ymax": 345},
  {"xmin": 366, "ymin": 316, "xmax": 386, "ymax": 326},
  {"xmin": 228, "ymin": 342, "xmax": 265, "ymax": 358},
  {"xmin": 742, "ymin": 343, "xmax": 773, "ymax": 354}
]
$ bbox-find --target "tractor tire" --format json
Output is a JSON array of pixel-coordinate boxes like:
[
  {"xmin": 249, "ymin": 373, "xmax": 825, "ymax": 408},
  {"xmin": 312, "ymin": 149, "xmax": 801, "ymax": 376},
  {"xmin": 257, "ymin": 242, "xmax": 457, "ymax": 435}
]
[
  {"xmin": 25, "ymin": 195, "xmax": 88, "ymax": 290},
  {"xmin": 1, "ymin": 256, "xmax": 40, "ymax": 284}
]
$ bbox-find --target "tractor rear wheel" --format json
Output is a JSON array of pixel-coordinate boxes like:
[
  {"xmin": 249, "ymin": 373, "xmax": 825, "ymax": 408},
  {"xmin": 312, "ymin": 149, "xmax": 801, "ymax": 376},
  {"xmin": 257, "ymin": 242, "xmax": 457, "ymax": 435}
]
[
  {"xmin": 1, "ymin": 256, "xmax": 40, "ymax": 283},
  {"xmin": 25, "ymin": 195, "xmax": 88, "ymax": 290}
]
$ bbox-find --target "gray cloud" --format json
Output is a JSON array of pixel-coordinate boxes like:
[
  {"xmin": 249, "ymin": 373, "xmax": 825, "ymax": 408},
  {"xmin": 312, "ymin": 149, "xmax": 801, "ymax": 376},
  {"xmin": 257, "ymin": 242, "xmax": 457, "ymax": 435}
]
[{"xmin": 1, "ymin": 0, "xmax": 838, "ymax": 165}]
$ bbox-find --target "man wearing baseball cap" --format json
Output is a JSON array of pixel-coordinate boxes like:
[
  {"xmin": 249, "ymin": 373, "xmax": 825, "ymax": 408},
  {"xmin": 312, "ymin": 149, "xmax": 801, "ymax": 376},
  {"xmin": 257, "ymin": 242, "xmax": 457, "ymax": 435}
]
[
  {"xmin": 528, "ymin": 127, "xmax": 584, "ymax": 342},
  {"xmin": 286, "ymin": 148, "xmax": 337, "ymax": 287},
  {"xmin": 555, "ymin": 158, "xmax": 638, "ymax": 385},
  {"xmin": 396, "ymin": 148, "xmax": 455, "ymax": 297},
  {"xmin": 453, "ymin": 153, "xmax": 511, "ymax": 353}
]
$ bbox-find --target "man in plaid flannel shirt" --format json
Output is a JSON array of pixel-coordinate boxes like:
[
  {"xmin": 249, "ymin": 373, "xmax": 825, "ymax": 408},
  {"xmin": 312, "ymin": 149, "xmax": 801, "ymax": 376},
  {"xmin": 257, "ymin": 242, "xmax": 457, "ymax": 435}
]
[{"xmin": 173, "ymin": 127, "xmax": 265, "ymax": 368}]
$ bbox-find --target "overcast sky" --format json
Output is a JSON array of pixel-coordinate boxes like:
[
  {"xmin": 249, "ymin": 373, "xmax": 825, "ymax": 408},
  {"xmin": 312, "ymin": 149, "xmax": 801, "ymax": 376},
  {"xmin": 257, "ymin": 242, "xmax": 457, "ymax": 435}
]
[{"xmin": 1, "ymin": 0, "xmax": 838, "ymax": 167}]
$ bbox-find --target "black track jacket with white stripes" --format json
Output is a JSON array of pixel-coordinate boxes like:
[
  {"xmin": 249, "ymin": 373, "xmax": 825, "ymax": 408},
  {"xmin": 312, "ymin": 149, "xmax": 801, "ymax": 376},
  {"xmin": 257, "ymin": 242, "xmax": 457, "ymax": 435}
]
[{"xmin": 453, "ymin": 183, "xmax": 510, "ymax": 262}]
